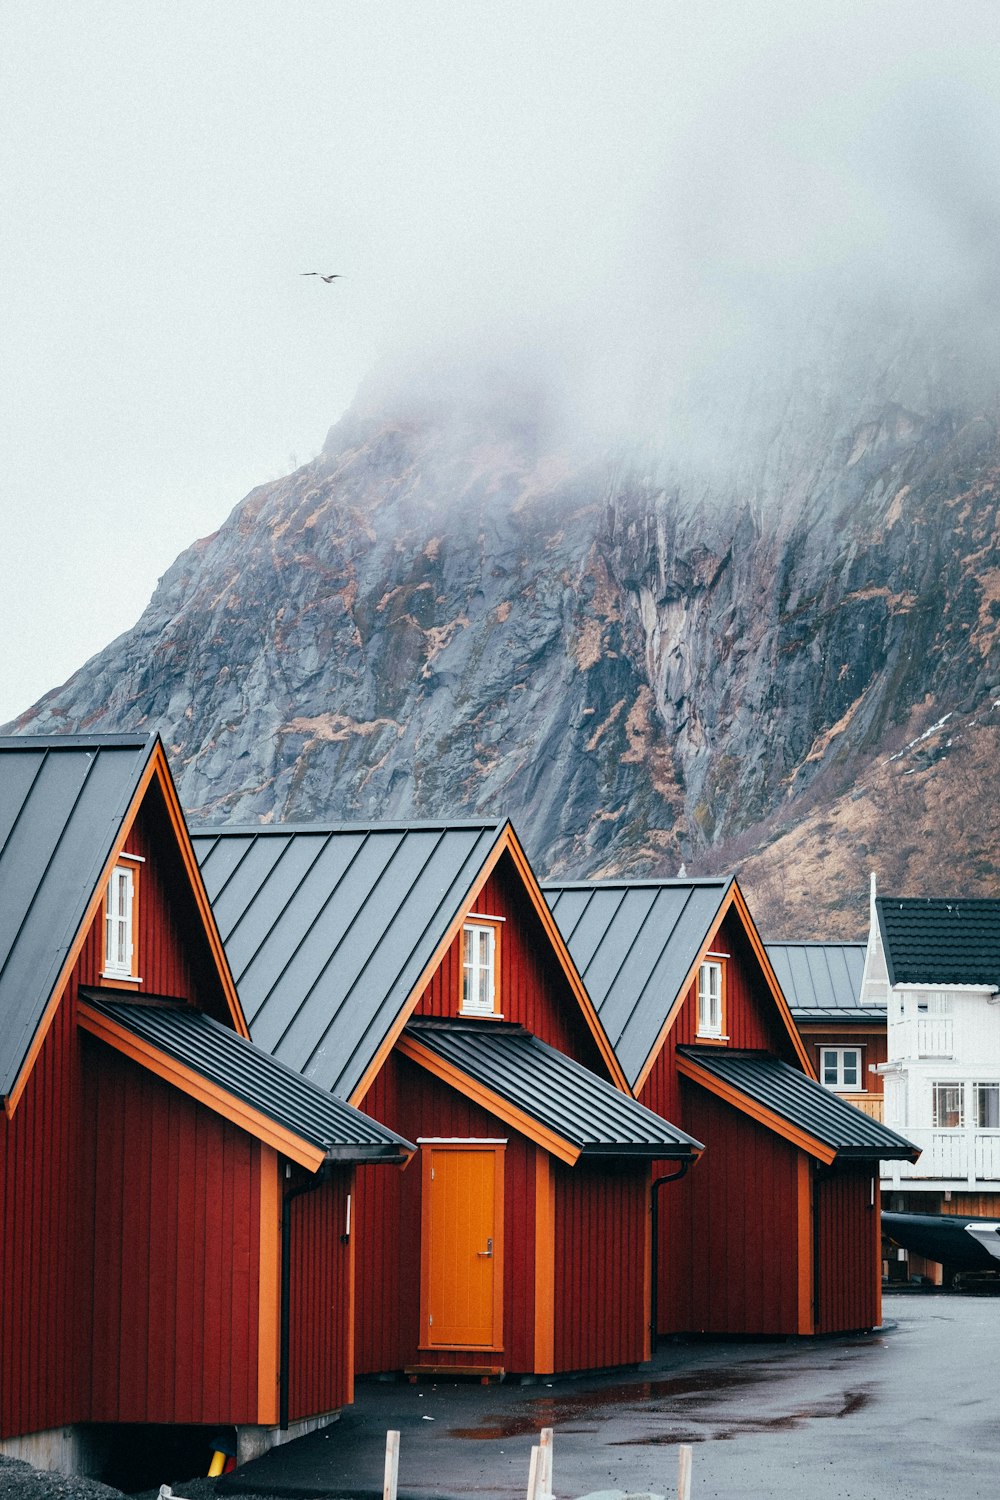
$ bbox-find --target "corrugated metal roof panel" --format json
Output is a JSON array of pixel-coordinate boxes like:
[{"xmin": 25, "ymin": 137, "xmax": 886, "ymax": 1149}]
[
  {"xmin": 406, "ymin": 1019, "xmax": 702, "ymax": 1158},
  {"xmin": 193, "ymin": 821, "xmax": 507, "ymax": 1099},
  {"xmin": 544, "ymin": 880, "xmax": 731, "ymax": 1087},
  {"xmin": 876, "ymin": 897, "xmax": 1000, "ymax": 987},
  {"xmin": 677, "ymin": 1045, "xmax": 917, "ymax": 1160},
  {"xmin": 766, "ymin": 942, "xmax": 868, "ymax": 1013},
  {"xmin": 0, "ymin": 735, "xmax": 154, "ymax": 1098},
  {"xmin": 82, "ymin": 992, "xmax": 414, "ymax": 1160}
]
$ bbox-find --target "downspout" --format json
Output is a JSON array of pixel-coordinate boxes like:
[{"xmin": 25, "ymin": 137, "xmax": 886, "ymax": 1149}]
[
  {"xmin": 650, "ymin": 1161, "xmax": 691, "ymax": 1350},
  {"xmin": 280, "ymin": 1162, "xmax": 331, "ymax": 1432}
]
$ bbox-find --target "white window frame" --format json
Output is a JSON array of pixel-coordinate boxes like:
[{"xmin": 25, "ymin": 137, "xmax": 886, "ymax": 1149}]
[
  {"xmin": 932, "ymin": 1082, "xmax": 965, "ymax": 1129},
  {"xmin": 460, "ymin": 921, "xmax": 498, "ymax": 1016},
  {"xmin": 696, "ymin": 960, "xmax": 724, "ymax": 1038},
  {"xmin": 819, "ymin": 1047, "xmax": 863, "ymax": 1091},
  {"xmin": 974, "ymin": 1081, "xmax": 1000, "ymax": 1130},
  {"xmin": 103, "ymin": 862, "xmax": 136, "ymax": 980}
]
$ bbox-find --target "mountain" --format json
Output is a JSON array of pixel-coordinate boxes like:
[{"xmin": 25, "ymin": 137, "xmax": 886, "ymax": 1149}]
[{"xmin": 10, "ymin": 355, "xmax": 1000, "ymax": 939}]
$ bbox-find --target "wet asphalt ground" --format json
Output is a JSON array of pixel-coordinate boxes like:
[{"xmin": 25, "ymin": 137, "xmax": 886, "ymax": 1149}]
[{"xmin": 216, "ymin": 1291, "xmax": 1000, "ymax": 1500}]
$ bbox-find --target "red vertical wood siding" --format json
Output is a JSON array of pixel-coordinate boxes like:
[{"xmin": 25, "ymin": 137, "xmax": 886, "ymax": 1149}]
[
  {"xmin": 553, "ymin": 1161, "xmax": 648, "ymax": 1373},
  {"xmin": 413, "ymin": 854, "xmax": 605, "ymax": 1074},
  {"xmin": 287, "ymin": 1169, "xmax": 354, "ymax": 1422},
  {"xmin": 89, "ymin": 783, "xmax": 230, "ymax": 1021},
  {"xmin": 354, "ymin": 1054, "xmax": 536, "ymax": 1374},
  {"xmin": 82, "ymin": 1040, "xmax": 262, "ymax": 1424},
  {"xmin": 641, "ymin": 912, "xmax": 801, "ymax": 1131},
  {"xmin": 815, "ymin": 1166, "xmax": 880, "ymax": 1333},
  {"xmin": 0, "ymin": 978, "xmax": 85, "ymax": 1439},
  {"xmin": 659, "ymin": 1085, "xmax": 803, "ymax": 1336},
  {"xmin": 0, "ymin": 778, "xmax": 283, "ymax": 1441},
  {"xmin": 799, "ymin": 1029, "xmax": 887, "ymax": 1095}
]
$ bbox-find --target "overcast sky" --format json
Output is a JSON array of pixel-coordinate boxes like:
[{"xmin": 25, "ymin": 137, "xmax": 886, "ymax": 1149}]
[{"xmin": 3, "ymin": 3, "xmax": 1000, "ymax": 723}]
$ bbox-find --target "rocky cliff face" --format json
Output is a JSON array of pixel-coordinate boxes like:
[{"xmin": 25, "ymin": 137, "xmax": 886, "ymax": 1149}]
[{"xmin": 12, "ymin": 365, "xmax": 1000, "ymax": 938}]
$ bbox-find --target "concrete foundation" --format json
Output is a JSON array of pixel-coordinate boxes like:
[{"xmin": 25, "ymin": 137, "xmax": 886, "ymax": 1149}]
[
  {"xmin": 236, "ymin": 1410, "xmax": 340, "ymax": 1465},
  {"xmin": 0, "ymin": 1425, "xmax": 110, "ymax": 1477}
]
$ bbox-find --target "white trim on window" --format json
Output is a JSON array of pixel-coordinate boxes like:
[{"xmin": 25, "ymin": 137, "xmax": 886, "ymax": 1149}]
[
  {"xmin": 460, "ymin": 921, "xmax": 498, "ymax": 1016},
  {"xmin": 819, "ymin": 1046, "xmax": 863, "ymax": 1091},
  {"xmin": 103, "ymin": 863, "xmax": 135, "ymax": 980},
  {"xmin": 697, "ymin": 960, "xmax": 723, "ymax": 1037}
]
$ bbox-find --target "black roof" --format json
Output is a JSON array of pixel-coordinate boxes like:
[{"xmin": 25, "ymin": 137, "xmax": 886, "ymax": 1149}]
[
  {"xmin": 543, "ymin": 879, "xmax": 732, "ymax": 1088},
  {"xmin": 192, "ymin": 821, "xmax": 508, "ymax": 1099},
  {"xmin": 0, "ymin": 734, "xmax": 155, "ymax": 1099},
  {"xmin": 765, "ymin": 942, "xmax": 882, "ymax": 1022},
  {"xmin": 876, "ymin": 897, "xmax": 1000, "ymax": 988},
  {"xmin": 406, "ymin": 1019, "xmax": 702, "ymax": 1160},
  {"xmin": 82, "ymin": 992, "xmax": 414, "ymax": 1161},
  {"xmin": 677, "ymin": 1046, "xmax": 918, "ymax": 1161}
]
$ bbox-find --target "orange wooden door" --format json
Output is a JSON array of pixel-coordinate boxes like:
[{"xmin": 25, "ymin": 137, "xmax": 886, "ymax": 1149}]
[{"xmin": 421, "ymin": 1145, "xmax": 504, "ymax": 1350}]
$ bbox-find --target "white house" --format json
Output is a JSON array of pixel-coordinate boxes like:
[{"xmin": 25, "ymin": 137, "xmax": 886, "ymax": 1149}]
[{"xmin": 862, "ymin": 876, "xmax": 1000, "ymax": 1213}]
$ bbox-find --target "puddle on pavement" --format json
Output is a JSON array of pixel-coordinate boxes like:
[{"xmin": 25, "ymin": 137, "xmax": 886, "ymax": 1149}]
[
  {"xmin": 610, "ymin": 1388, "xmax": 873, "ymax": 1443},
  {"xmin": 448, "ymin": 1366, "xmax": 776, "ymax": 1440},
  {"xmin": 449, "ymin": 1370, "xmax": 874, "ymax": 1444}
]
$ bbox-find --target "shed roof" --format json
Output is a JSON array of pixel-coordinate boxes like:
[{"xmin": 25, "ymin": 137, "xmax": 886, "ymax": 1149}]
[
  {"xmin": 79, "ymin": 992, "xmax": 414, "ymax": 1165},
  {"xmin": 765, "ymin": 942, "xmax": 880, "ymax": 1021},
  {"xmin": 192, "ymin": 821, "xmax": 511, "ymax": 1100},
  {"xmin": 876, "ymin": 897, "xmax": 1000, "ymax": 988},
  {"xmin": 676, "ymin": 1046, "xmax": 918, "ymax": 1162},
  {"xmin": 402, "ymin": 1019, "xmax": 702, "ymax": 1162},
  {"xmin": 0, "ymin": 734, "xmax": 156, "ymax": 1100}
]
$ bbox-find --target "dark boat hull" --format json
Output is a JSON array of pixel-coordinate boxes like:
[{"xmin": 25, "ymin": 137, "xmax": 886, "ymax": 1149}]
[{"xmin": 882, "ymin": 1209, "xmax": 1000, "ymax": 1271}]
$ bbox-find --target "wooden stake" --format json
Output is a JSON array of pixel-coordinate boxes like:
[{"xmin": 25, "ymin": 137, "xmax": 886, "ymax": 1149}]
[
  {"xmin": 526, "ymin": 1444, "xmax": 541, "ymax": 1500},
  {"xmin": 539, "ymin": 1427, "xmax": 553, "ymax": 1497},
  {"xmin": 677, "ymin": 1442, "xmax": 692, "ymax": 1500},
  {"xmin": 383, "ymin": 1429, "xmax": 400, "ymax": 1500}
]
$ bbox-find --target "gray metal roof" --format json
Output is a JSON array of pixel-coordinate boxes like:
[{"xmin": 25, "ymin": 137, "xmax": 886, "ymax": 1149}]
[
  {"xmin": 192, "ymin": 821, "xmax": 508, "ymax": 1099},
  {"xmin": 543, "ymin": 879, "xmax": 732, "ymax": 1088},
  {"xmin": 0, "ymin": 734, "xmax": 156, "ymax": 1099},
  {"xmin": 876, "ymin": 896, "xmax": 1000, "ymax": 987},
  {"xmin": 677, "ymin": 1046, "xmax": 918, "ymax": 1161},
  {"xmin": 406, "ymin": 1019, "xmax": 702, "ymax": 1159},
  {"xmin": 765, "ymin": 942, "xmax": 881, "ymax": 1022},
  {"xmin": 82, "ymin": 992, "xmax": 414, "ymax": 1161}
]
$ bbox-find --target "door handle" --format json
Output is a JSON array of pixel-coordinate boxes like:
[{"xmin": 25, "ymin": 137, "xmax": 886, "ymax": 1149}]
[{"xmin": 477, "ymin": 1238, "xmax": 493, "ymax": 1257}]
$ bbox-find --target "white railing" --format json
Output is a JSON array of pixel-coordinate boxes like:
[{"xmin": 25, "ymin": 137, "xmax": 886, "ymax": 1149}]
[
  {"xmin": 892, "ymin": 1017, "xmax": 955, "ymax": 1059},
  {"xmin": 884, "ymin": 1128, "xmax": 1000, "ymax": 1181}
]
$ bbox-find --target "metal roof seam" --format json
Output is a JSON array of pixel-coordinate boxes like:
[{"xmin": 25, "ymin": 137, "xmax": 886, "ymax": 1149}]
[
  {"xmin": 315, "ymin": 825, "xmax": 504, "ymax": 1096},
  {"xmin": 217, "ymin": 829, "xmax": 306, "ymax": 956},
  {"xmin": 2, "ymin": 746, "xmax": 139, "ymax": 1079},
  {"xmin": 585, "ymin": 885, "xmax": 664, "ymax": 1046},
  {"xmin": 225, "ymin": 829, "xmax": 350, "ymax": 988},
  {"xmin": 253, "ymin": 827, "xmax": 394, "ymax": 1058}
]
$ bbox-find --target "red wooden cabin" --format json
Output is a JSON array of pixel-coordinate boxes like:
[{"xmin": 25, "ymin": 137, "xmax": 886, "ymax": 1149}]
[
  {"xmin": 0, "ymin": 736, "xmax": 411, "ymax": 1478},
  {"xmin": 545, "ymin": 878, "xmax": 918, "ymax": 1337},
  {"xmin": 195, "ymin": 820, "xmax": 701, "ymax": 1380}
]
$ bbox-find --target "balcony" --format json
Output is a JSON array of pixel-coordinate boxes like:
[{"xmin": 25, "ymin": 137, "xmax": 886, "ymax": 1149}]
[
  {"xmin": 883, "ymin": 1128, "xmax": 1000, "ymax": 1182},
  {"xmin": 850, "ymin": 1095, "xmax": 884, "ymax": 1123},
  {"xmin": 892, "ymin": 1017, "xmax": 955, "ymax": 1059}
]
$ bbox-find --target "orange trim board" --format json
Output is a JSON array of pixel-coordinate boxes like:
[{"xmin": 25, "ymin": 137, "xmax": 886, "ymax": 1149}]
[
  {"xmin": 632, "ymin": 880, "xmax": 813, "ymax": 1096},
  {"xmin": 4, "ymin": 738, "xmax": 249, "ymax": 1118},
  {"xmin": 675, "ymin": 1053, "xmax": 837, "ymax": 1165},
  {"xmin": 796, "ymin": 1153, "xmax": 815, "ymax": 1335},
  {"xmin": 396, "ymin": 1032, "xmax": 581, "ymax": 1166},
  {"xmin": 258, "ymin": 1144, "xmax": 281, "ymax": 1424},
  {"xmin": 349, "ymin": 821, "xmax": 629, "ymax": 1109},
  {"xmin": 78, "ymin": 1001, "xmax": 326, "ymax": 1172},
  {"xmin": 533, "ymin": 1151, "xmax": 556, "ymax": 1374}
]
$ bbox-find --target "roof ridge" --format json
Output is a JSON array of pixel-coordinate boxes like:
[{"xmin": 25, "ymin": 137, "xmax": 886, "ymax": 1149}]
[
  {"xmin": 191, "ymin": 817, "xmax": 507, "ymax": 837},
  {"xmin": 0, "ymin": 733, "xmax": 155, "ymax": 751}
]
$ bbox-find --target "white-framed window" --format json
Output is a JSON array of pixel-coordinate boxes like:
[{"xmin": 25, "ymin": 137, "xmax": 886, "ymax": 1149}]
[
  {"xmin": 461, "ymin": 921, "xmax": 498, "ymax": 1015},
  {"xmin": 975, "ymin": 1082, "xmax": 1000, "ymax": 1129},
  {"xmin": 932, "ymin": 1082, "xmax": 964, "ymax": 1129},
  {"xmin": 820, "ymin": 1047, "xmax": 862, "ymax": 1091},
  {"xmin": 104, "ymin": 861, "xmax": 137, "ymax": 979},
  {"xmin": 697, "ymin": 960, "xmax": 723, "ymax": 1037}
]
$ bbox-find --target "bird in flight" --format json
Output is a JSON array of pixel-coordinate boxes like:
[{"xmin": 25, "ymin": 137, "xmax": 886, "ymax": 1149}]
[{"xmin": 301, "ymin": 272, "xmax": 343, "ymax": 282}]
